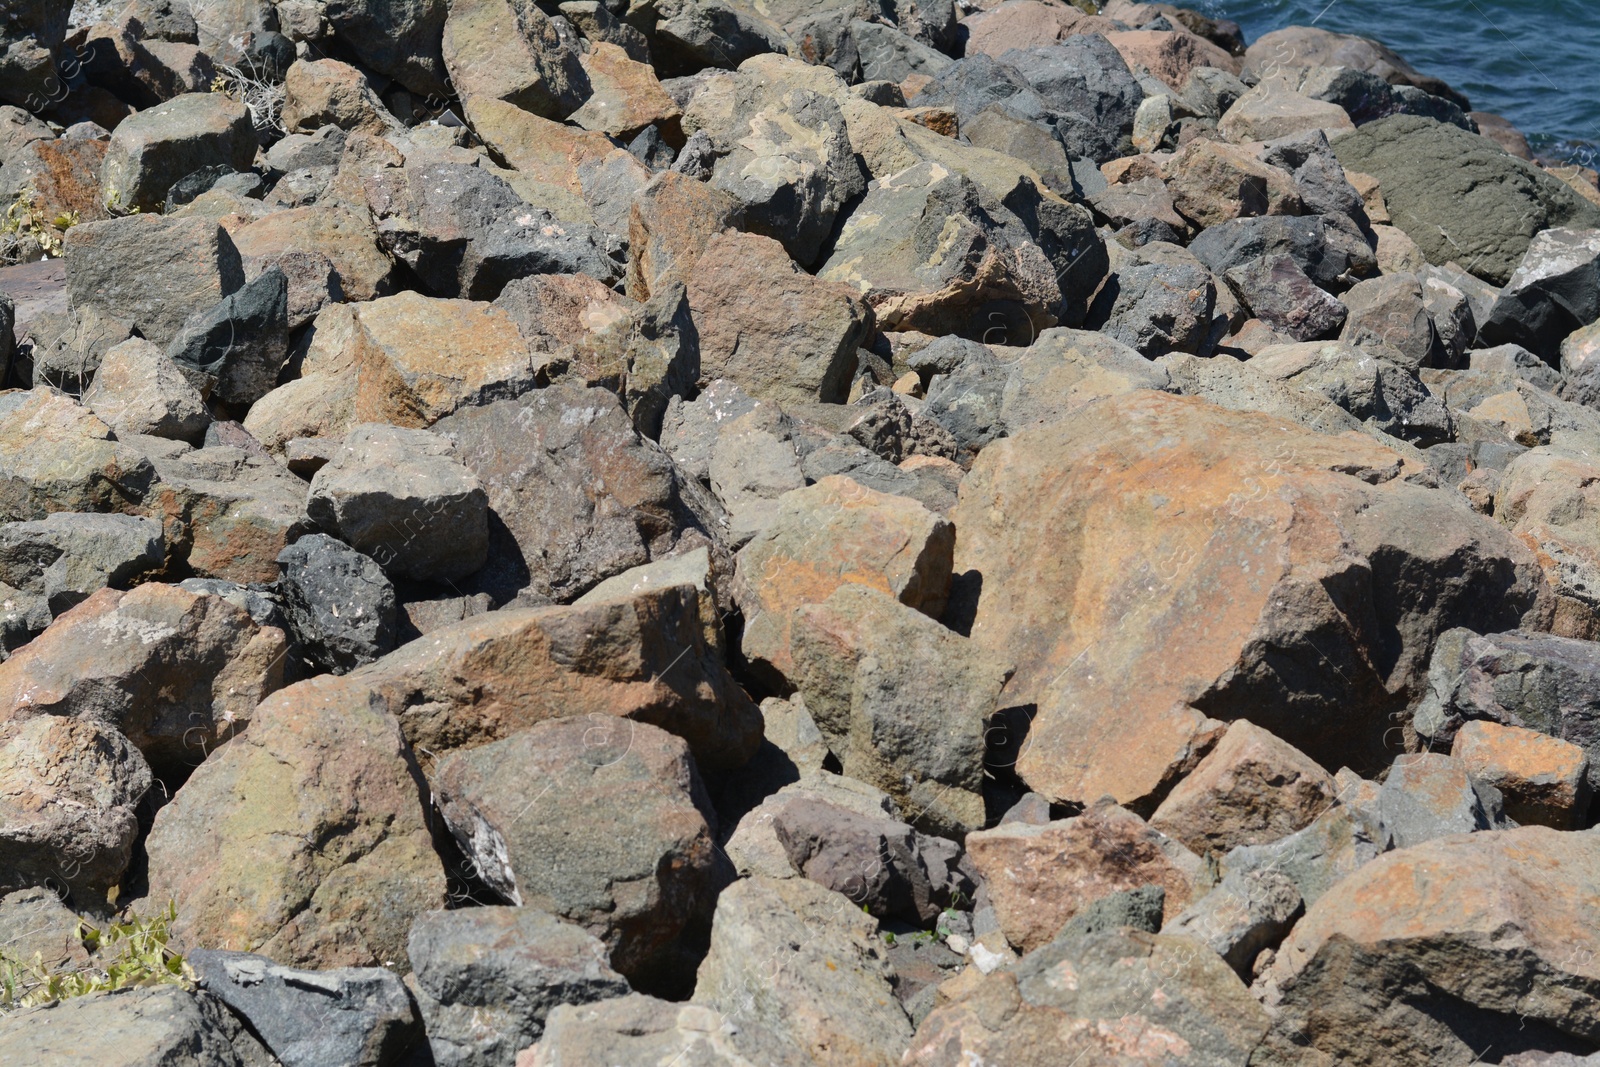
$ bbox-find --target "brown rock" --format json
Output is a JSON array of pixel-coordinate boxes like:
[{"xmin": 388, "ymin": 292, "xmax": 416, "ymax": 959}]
[
  {"xmin": 1106, "ymin": 28, "xmax": 1238, "ymax": 92},
  {"xmin": 1217, "ymin": 82, "xmax": 1354, "ymax": 143},
  {"xmin": 687, "ymin": 231, "xmax": 870, "ymax": 406},
  {"xmin": 1496, "ymin": 447, "xmax": 1600, "ymax": 639},
  {"xmin": 143, "ymin": 445, "xmax": 311, "ymax": 584},
  {"xmin": 1162, "ymin": 138, "xmax": 1302, "ymax": 229},
  {"xmin": 960, "ymin": 1, "xmax": 1120, "ymax": 58},
  {"xmin": 0, "ymin": 137, "xmax": 110, "ymax": 238},
  {"xmin": 442, "ymin": 0, "xmax": 588, "ymax": 120},
  {"xmin": 1472, "ymin": 111, "xmax": 1533, "ymax": 160},
  {"xmin": 281, "ymin": 58, "xmax": 396, "ymax": 134},
  {"xmin": 964, "ymin": 801, "xmax": 1205, "ymax": 953},
  {"xmin": 569, "ymin": 43, "xmax": 680, "ymax": 141},
  {"xmin": 733, "ymin": 475, "xmax": 954, "ymax": 688},
  {"xmin": 950, "ymin": 391, "xmax": 1550, "ymax": 809},
  {"xmin": 1452, "ymin": 720, "xmax": 1591, "ymax": 829},
  {"xmin": 0, "ymin": 391, "xmax": 154, "ymax": 522},
  {"xmin": 1149, "ymin": 719, "xmax": 1337, "ymax": 855},
  {"xmin": 229, "ymin": 205, "xmax": 398, "ymax": 307},
  {"xmin": 145, "ymin": 672, "xmax": 447, "ymax": 969},
  {"xmin": 625, "ymin": 170, "xmax": 745, "ymax": 303}
]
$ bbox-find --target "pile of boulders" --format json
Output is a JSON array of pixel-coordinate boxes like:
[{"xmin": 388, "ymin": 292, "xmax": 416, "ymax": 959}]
[{"xmin": 1, "ymin": 0, "xmax": 1600, "ymax": 1063}]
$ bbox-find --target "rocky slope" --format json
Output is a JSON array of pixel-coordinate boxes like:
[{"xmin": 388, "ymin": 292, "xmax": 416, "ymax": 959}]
[{"xmin": 1, "ymin": 0, "xmax": 1600, "ymax": 1064}]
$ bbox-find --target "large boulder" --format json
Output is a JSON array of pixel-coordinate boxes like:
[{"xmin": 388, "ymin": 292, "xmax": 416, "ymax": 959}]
[
  {"xmin": 1479, "ymin": 227, "xmax": 1600, "ymax": 362},
  {"xmin": 1332, "ymin": 116, "xmax": 1600, "ymax": 286},
  {"xmin": 1256, "ymin": 828, "xmax": 1600, "ymax": 1066},
  {"xmin": 950, "ymin": 390, "xmax": 1551, "ymax": 808},
  {"xmin": 320, "ymin": 0, "xmax": 450, "ymax": 97},
  {"xmin": 0, "ymin": 391, "xmax": 155, "ymax": 522},
  {"xmin": 528, "ymin": 994, "xmax": 769, "ymax": 1066},
  {"xmin": 440, "ymin": 0, "xmax": 588, "ymax": 119},
  {"xmin": 0, "ymin": 985, "xmax": 270, "ymax": 1067},
  {"xmin": 99, "ymin": 91, "xmax": 256, "ymax": 213},
  {"xmin": 0, "ymin": 1, "xmax": 69, "ymax": 111}
]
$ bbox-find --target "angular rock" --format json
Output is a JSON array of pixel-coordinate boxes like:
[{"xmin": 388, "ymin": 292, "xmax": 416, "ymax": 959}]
[
  {"xmin": 528, "ymin": 994, "xmax": 767, "ymax": 1067},
  {"xmin": 406, "ymin": 907, "xmax": 629, "ymax": 1067},
  {"xmin": 307, "ymin": 423, "xmax": 488, "ymax": 583},
  {"xmin": 433, "ymin": 717, "xmax": 721, "ymax": 984},
  {"xmin": 624, "ymin": 169, "xmax": 746, "ymax": 303},
  {"xmin": 441, "ymin": 0, "xmax": 588, "ymax": 120},
  {"xmin": 1218, "ymin": 82, "xmax": 1353, "ymax": 143},
  {"xmin": 1163, "ymin": 867, "xmax": 1303, "ymax": 979},
  {"xmin": 1224, "ymin": 254, "xmax": 1347, "ymax": 342},
  {"xmin": 0, "ymin": 985, "xmax": 269, "ymax": 1067},
  {"xmin": 693, "ymin": 874, "xmax": 912, "ymax": 1067},
  {"xmin": 1480, "ymin": 227, "xmax": 1600, "ymax": 362},
  {"xmin": 1162, "ymin": 137, "xmax": 1302, "ymax": 229},
  {"xmin": 1376, "ymin": 751, "xmax": 1506, "ymax": 850},
  {"xmin": 230, "ymin": 204, "xmax": 399, "ymax": 308},
  {"xmin": 1339, "ymin": 272, "xmax": 1437, "ymax": 372},
  {"xmin": 1492, "ymin": 447, "xmax": 1600, "ymax": 637},
  {"xmin": 569, "ymin": 43, "xmax": 679, "ymax": 140},
  {"xmin": 1221, "ymin": 796, "xmax": 1386, "ymax": 908},
  {"xmin": 143, "ymin": 444, "xmax": 311, "ymax": 584},
  {"xmin": 1092, "ymin": 253, "xmax": 1216, "ymax": 355},
  {"xmin": 1249, "ymin": 340, "xmax": 1454, "ymax": 446},
  {"xmin": 950, "ymin": 390, "xmax": 1550, "ymax": 808},
  {"xmin": 1452, "ymin": 719, "xmax": 1591, "ymax": 830},
  {"xmin": 0, "ymin": 510, "xmax": 161, "ymax": 615},
  {"xmin": 275, "ymin": 533, "xmax": 396, "ymax": 676},
  {"xmin": 99, "ymin": 91, "xmax": 255, "ymax": 213},
  {"xmin": 964, "ymin": 801, "xmax": 1205, "ymax": 953},
  {"xmin": 319, "ymin": 0, "xmax": 449, "ymax": 98},
  {"xmin": 168, "ymin": 266, "xmax": 290, "ymax": 408},
  {"xmin": 82, "ymin": 337, "xmax": 209, "ymax": 443},
  {"xmin": 651, "ymin": 0, "xmax": 794, "ymax": 78},
  {"xmin": 1000, "ymin": 35, "xmax": 1144, "ymax": 163}
]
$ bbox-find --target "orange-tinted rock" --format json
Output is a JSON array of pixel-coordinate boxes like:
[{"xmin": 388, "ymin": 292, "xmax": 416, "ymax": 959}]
[
  {"xmin": 1256, "ymin": 828, "xmax": 1600, "ymax": 1066},
  {"xmin": 1452, "ymin": 720, "xmax": 1591, "ymax": 829},
  {"xmin": 1106, "ymin": 28, "xmax": 1238, "ymax": 92},
  {"xmin": 143, "ymin": 445, "xmax": 311, "ymax": 584},
  {"xmin": 281, "ymin": 57, "xmax": 395, "ymax": 135},
  {"xmin": 951, "ymin": 391, "xmax": 1551, "ymax": 809},
  {"xmin": 625, "ymin": 170, "xmax": 745, "ymax": 303},
  {"xmin": 441, "ymin": 0, "xmax": 588, "ymax": 120},
  {"xmin": 1149, "ymin": 719, "xmax": 1337, "ymax": 855},
  {"xmin": 960, "ymin": 1, "xmax": 1121, "ymax": 59},
  {"xmin": 228, "ymin": 205, "xmax": 398, "ymax": 306},
  {"xmin": 569, "ymin": 43, "xmax": 681, "ymax": 140},
  {"xmin": 1496, "ymin": 446, "xmax": 1600, "ymax": 639},
  {"xmin": 1162, "ymin": 139, "xmax": 1302, "ymax": 229},
  {"xmin": 964, "ymin": 801, "xmax": 1205, "ymax": 953},
  {"xmin": 734, "ymin": 475, "xmax": 954, "ymax": 688}
]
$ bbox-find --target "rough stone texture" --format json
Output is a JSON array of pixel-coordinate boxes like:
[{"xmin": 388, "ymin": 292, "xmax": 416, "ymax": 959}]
[
  {"xmin": 1149, "ymin": 719, "xmax": 1338, "ymax": 856},
  {"xmin": 144, "ymin": 672, "xmax": 447, "ymax": 970},
  {"xmin": 1092, "ymin": 255, "xmax": 1215, "ymax": 355},
  {"xmin": 64, "ymin": 213, "xmax": 244, "ymax": 349},
  {"xmin": 689, "ymin": 230, "xmax": 869, "ymax": 406},
  {"xmin": 1000, "ymin": 35, "xmax": 1145, "ymax": 163},
  {"xmin": 951, "ymin": 390, "xmax": 1550, "ymax": 808},
  {"xmin": 733, "ymin": 475, "xmax": 954, "ymax": 689},
  {"xmin": 1218, "ymin": 82, "xmax": 1353, "ymax": 143},
  {"xmin": 275, "ymin": 533, "xmax": 396, "ymax": 675},
  {"xmin": 1162, "ymin": 138, "xmax": 1302, "ymax": 229},
  {"xmin": 82, "ymin": 337, "xmax": 209, "ymax": 443},
  {"xmin": 904, "ymin": 926, "xmax": 1270, "ymax": 1067},
  {"xmin": 0, "ymin": 886, "xmax": 92, "ymax": 972},
  {"xmin": 1480, "ymin": 227, "xmax": 1600, "ymax": 362},
  {"xmin": 724, "ymin": 771, "xmax": 899, "ymax": 881},
  {"xmin": 319, "ymin": 0, "xmax": 449, "ymax": 98},
  {"xmin": 1339, "ymin": 272, "xmax": 1437, "ymax": 372},
  {"xmin": 625, "ymin": 170, "xmax": 746, "ymax": 303},
  {"xmin": 0, "ymin": 714, "xmax": 150, "ymax": 902},
  {"xmin": 306, "ymin": 423, "xmax": 488, "ymax": 583},
  {"xmin": 0, "ymin": 583, "xmax": 286, "ymax": 779},
  {"xmin": 787, "ymin": 583, "xmax": 997, "ymax": 835},
  {"xmin": 569, "ymin": 43, "xmax": 680, "ymax": 140},
  {"xmin": 1220, "ymin": 796, "xmax": 1385, "ymax": 908},
  {"xmin": 0, "ymin": 510, "xmax": 162, "ymax": 615},
  {"xmin": 441, "ymin": 0, "xmax": 588, "ymax": 120},
  {"xmin": 1249, "ymin": 339, "xmax": 1453, "ymax": 446},
  {"xmin": 1223, "ymin": 254, "xmax": 1347, "ymax": 343},
  {"xmin": 1492, "ymin": 447, "xmax": 1600, "ymax": 638},
  {"xmin": 188, "ymin": 948, "xmax": 421, "ymax": 1067},
  {"xmin": 407, "ymin": 907, "xmax": 629, "ymax": 1067},
  {"xmin": 1332, "ymin": 116, "xmax": 1600, "ymax": 286},
  {"xmin": 1452, "ymin": 719, "xmax": 1591, "ymax": 830},
  {"xmin": 1257, "ymin": 828, "xmax": 1600, "ymax": 1066},
  {"xmin": 167, "ymin": 266, "xmax": 291, "ymax": 408},
  {"xmin": 0, "ymin": 985, "xmax": 269, "ymax": 1067},
  {"xmin": 433, "ymin": 717, "xmax": 721, "ymax": 984},
  {"xmin": 692, "ymin": 874, "xmax": 912, "ymax": 1067},
  {"xmin": 1376, "ymin": 752, "xmax": 1506, "ymax": 850},
  {"xmin": 229, "ymin": 204, "xmax": 399, "ymax": 307},
  {"xmin": 1163, "ymin": 867, "xmax": 1303, "ymax": 979},
  {"xmin": 965, "ymin": 802, "xmax": 1205, "ymax": 954},
  {"xmin": 100, "ymin": 91, "xmax": 255, "ymax": 213},
  {"xmin": 526, "ymin": 994, "xmax": 767, "ymax": 1067}
]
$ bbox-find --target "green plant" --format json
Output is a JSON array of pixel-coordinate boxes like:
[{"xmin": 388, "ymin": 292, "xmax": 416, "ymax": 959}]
[
  {"xmin": 1, "ymin": 188, "xmax": 81, "ymax": 260},
  {"xmin": 0, "ymin": 901, "xmax": 193, "ymax": 1014}
]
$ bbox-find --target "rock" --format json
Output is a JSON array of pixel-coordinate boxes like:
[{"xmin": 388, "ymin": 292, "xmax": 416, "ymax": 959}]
[
  {"xmin": 306, "ymin": 424, "xmax": 488, "ymax": 583},
  {"xmin": 964, "ymin": 801, "xmax": 1205, "ymax": 953},
  {"xmin": 433, "ymin": 717, "xmax": 721, "ymax": 985},
  {"xmin": 0, "ymin": 582, "xmax": 286, "ymax": 779},
  {"xmin": 99, "ymin": 91, "xmax": 255, "ymax": 214},
  {"xmin": 281, "ymin": 58, "xmax": 397, "ymax": 135},
  {"xmin": 1219, "ymin": 82, "xmax": 1353, "ymax": 143},
  {"xmin": 960, "ymin": 1, "xmax": 1113, "ymax": 58},
  {"xmin": 0, "ymin": 2, "xmax": 69, "ymax": 112},
  {"xmin": 0, "ymin": 715, "xmax": 149, "ymax": 902},
  {"xmin": 365, "ymin": 162, "xmax": 623, "ymax": 300},
  {"xmin": 441, "ymin": 0, "xmax": 587, "ymax": 120},
  {"xmin": 1249, "ymin": 340, "xmax": 1454, "ymax": 446},
  {"xmin": 0, "ymin": 391, "xmax": 156, "ymax": 524},
  {"xmin": 1491, "ymin": 447, "xmax": 1600, "ymax": 637},
  {"xmin": 1414, "ymin": 627, "xmax": 1600, "ymax": 795},
  {"xmin": 724, "ymin": 771, "xmax": 898, "ymax": 880},
  {"xmin": 852, "ymin": 19, "xmax": 950, "ymax": 82},
  {"xmin": 0, "ymin": 510, "xmax": 162, "ymax": 615},
  {"xmin": 188, "ymin": 948, "xmax": 420, "ymax": 1067},
  {"xmin": 318, "ymin": 0, "xmax": 449, "ymax": 98},
  {"xmin": 432, "ymin": 385, "xmax": 707, "ymax": 604},
  {"xmin": 1000, "ymin": 35, "xmax": 1145, "ymax": 163},
  {"xmin": 1191, "ymin": 213, "xmax": 1368, "ymax": 295},
  {"xmin": 1223, "ymin": 254, "xmax": 1347, "ymax": 342},
  {"xmin": 168, "ymin": 266, "xmax": 290, "ymax": 408},
  {"xmin": 230, "ymin": 204, "xmax": 399, "ymax": 308},
  {"xmin": 821, "ymin": 160, "xmax": 1059, "ymax": 339},
  {"xmin": 145, "ymin": 670, "xmax": 447, "ymax": 970},
  {"xmin": 1480, "ymin": 227, "xmax": 1600, "ymax": 362},
  {"xmin": 1338, "ymin": 272, "xmax": 1439, "ymax": 372},
  {"xmin": 692, "ymin": 874, "xmax": 912, "ymax": 1067},
  {"xmin": 1241, "ymin": 26, "xmax": 1470, "ymax": 105},
  {"xmin": 734, "ymin": 474, "xmax": 953, "ymax": 688},
  {"xmin": 1452, "ymin": 720, "xmax": 1591, "ymax": 830},
  {"xmin": 1091, "ymin": 253, "xmax": 1216, "ymax": 355},
  {"xmin": 0, "ymin": 886, "xmax": 92, "ymax": 972},
  {"xmin": 569, "ymin": 43, "xmax": 680, "ymax": 140},
  {"xmin": 1148, "ymin": 719, "xmax": 1338, "ymax": 856},
  {"xmin": 1107, "ymin": 26, "xmax": 1236, "ymax": 92},
  {"xmin": 0, "ymin": 985, "xmax": 271, "ymax": 1067},
  {"xmin": 688, "ymin": 231, "xmax": 869, "ymax": 405},
  {"xmin": 950, "ymin": 390, "xmax": 1550, "ymax": 808},
  {"xmin": 274, "ymin": 534, "xmax": 396, "ymax": 676},
  {"xmin": 1163, "ymin": 867, "xmax": 1302, "ymax": 979},
  {"xmin": 787, "ymin": 584, "xmax": 998, "ymax": 835},
  {"xmin": 82, "ymin": 337, "xmax": 209, "ymax": 443},
  {"xmin": 572, "ymin": 544, "xmax": 722, "ymax": 651},
  {"xmin": 650, "ymin": 0, "xmax": 794, "ymax": 78},
  {"xmin": 1221, "ymin": 797, "xmax": 1385, "ymax": 907},
  {"xmin": 1376, "ymin": 751, "xmax": 1506, "ymax": 850},
  {"xmin": 406, "ymin": 907, "xmax": 629, "ymax": 1067},
  {"xmin": 1052, "ymin": 883, "xmax": 1166, "ymax": 940},
  {"xmin": 527, "ymin": 994, "xmax": 767, "ymax": 1067},
  {"xmin": 64, "ymin": 214, "xmax": 244, "ymax": 349},
  {"xmin": 1257, "ymin": 828, "xmax": 1600, "ymax": 1066},
  {"xmin": 625, "ymin": 170, "xmax": 745, "ymax": 303},
  {"xmin": 1162, "ymin": 137, "xmax": 1302, "ymax": 229},
  {"xmin": 1332, "ymin": 116, "xmax": 1600, "ymax": 286},
  {"xmin": 903, "ymin": 925, "xmax": 1270, "ymax": 1067}
]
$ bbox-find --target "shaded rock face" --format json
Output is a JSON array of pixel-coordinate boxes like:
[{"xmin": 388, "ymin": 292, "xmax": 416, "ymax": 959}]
[{"xmin": 951, "ymin": 390, "xmax": 1550, "ymax": 808}]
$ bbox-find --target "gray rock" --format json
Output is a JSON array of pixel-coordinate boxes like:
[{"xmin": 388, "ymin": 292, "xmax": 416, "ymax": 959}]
[
  {"xmin": 0, "ymin": 886, "xmax": 93, "ymax": 972},
  {"xmin": 1055, "ymin": 884, "xmax": 1166, "ymax": 939},
  {"xmin": 406, "ymin": 907, "xmax": 631, "ymax": 1067},
  {"xmin": 307, "ymin": 424, "xmax": 489, "ymax": 583},
  {"xmin": 1419, "ymin": 268, "xmax": 1479, "ymax": 369},
  {"xmin": 65, "ymin": 214, "xmax": 245, "ymax": 350},
  {"xmin": 265, "ymin": 126, "xmax": 348, "ymax": 173},
  {"xmin": 1331, "ymin": 115, "xmax": 1600, "ymax": 286},
  {"xmin": 1339, "ymin": 271, "xmax": 1438, "ymax": 371},
  {"xmin": 1377, "ymin": 752, "xmax": 1507, "ymax": 849},
  {"xmin": 851, "ymin": 19, "xmax": 950, "ymax": 82},
  {"xmin": 366, "ymin": 163, "xmax": 624, "ymax": 300},
  {"xmin": 1222, "ymin": 800, "xmax": 1386, "ymax": 907},
  {"xmin": 100, "ymin": 92, "xmax": 257, "ymax": 214},
  {"xmin": 1415, "ymin": 627, "xmax": 1600, "ymax": 793},
  {"xmin": 1259, "ymin": 129, "xmax": 1370, "ymax": 225},
  {"xmin": 168, "ymin": 267, "xmax": 290, "ymax": 408},
  {"xmin": 434, "ymin": 716, "xmax": 723, "ymax": 986},
  {"xmin": 275, "ymin": 533, "xmax": 396, "ymax": 675},
  {"xmin": 1090, "ymin": 255, "xmax": 1216, "ymax": 356},
  {"xmin": 1224, "ymin": 254, "xmax": 1348, "ymax": 342},
  {"xmin": 320, "ymin": 0, "xmax": 449, "ymax": 97},
  {"xmin": 1250, "ymin": 340, "xmax": 1454, "ymax": 445},
  {"xmin": 1163, "ymin": 868, "xmax": 1303, "ymax": 979},
  {"xmin": 530, "ymin": 994, "xmax": 769, "ymax": 1066},
  {"xmin": 1480, "ymin": 227, "xmax": 1600, "ymax": 362},
  {"xmin": 189, "ymin": 948, "xmax": 420, "ymax": 1067},
  {"xmin": 0, "ymin": 985, "xmax": 271, "ymax": 1067},
  {"xmin": 22, "ymin": 305, "xmax": 135, "ymax": 395},
  {"xmin": 83, "ymin": 337, "xmax": 210, "ymax": 442},
  {"xmin": 1190, "ymin": 214, "xmax": 1370, "ymax": 293},
  {"xmin": 0, "ymin": 1, "xmax": 69, "ymax": 112},
  {"xmin": 651, "ymin": 0, "xmax": 793, "ymax": 77},
  {"xmin": 0, "ymin": 511, "xmax": 163, "ymax": 614},
  {"xmin": 1000, "ymin": 35, "xmax": 1144, "ymax": 163}
]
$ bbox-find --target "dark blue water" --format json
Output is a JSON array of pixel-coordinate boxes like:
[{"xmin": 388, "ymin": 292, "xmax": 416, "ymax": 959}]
[{"xmin": 1211, "ymin": 0, "xmax": 1600, "ymax": 162}]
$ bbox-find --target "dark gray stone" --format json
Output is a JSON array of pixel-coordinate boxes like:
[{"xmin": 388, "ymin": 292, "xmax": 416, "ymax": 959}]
[
  {"xmin": 1480, "ymin": 227, "xmax": 1600, "ymax": 363},
  {"xmin": 1376, "ymin": 752, "xmax": 1508, "ymax": 849},
  {"xmin": 0, "ymin": 512, "xmax": 163, "ymax": 615},
  {"xmin": 1339, "ymin": 271, "xmax": 1437, "ymax": 371},
  {"xmin": 189, "ymin": 949, "xmax": 420, "ymax": 1067},
  {"xmin": 0, "ymin": 985, "xmax": 272, "ymax": 1067},
  {"xmin": 275, "ymin": 533, "xmax": 396, "ymax": 675},
  {"xmin": 651, "ymin": 0, "xmax": 794, "ymax": 77},
  {"xmin": 1223, "ymin": 254, "xmax": 1347, "ymax": 342},
  {"xmin": 999, "ymin": 35, "xmax": 1144, "ymax": 163},
  {"xmin": 1163, "ymin": 868, "xmax": 1302, "ymax": 979},
  {"xmin": 850, "ymin": 19, "xmax": 950, "ymax": 82},
  {"xmin": 1089, "ymin": 258, "xmax": 1216, "ymax": 356},
  {"xmin": 167, "ymin": 267, "xmax": 290, "ymax": 408},
  {"xmin": 1190, "ymin": 214, "xmax": 1368, "ymax": 293},
  {"xmin": 1056, "ymin": 884, "xmax": 1166, "ymax": 940}
]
